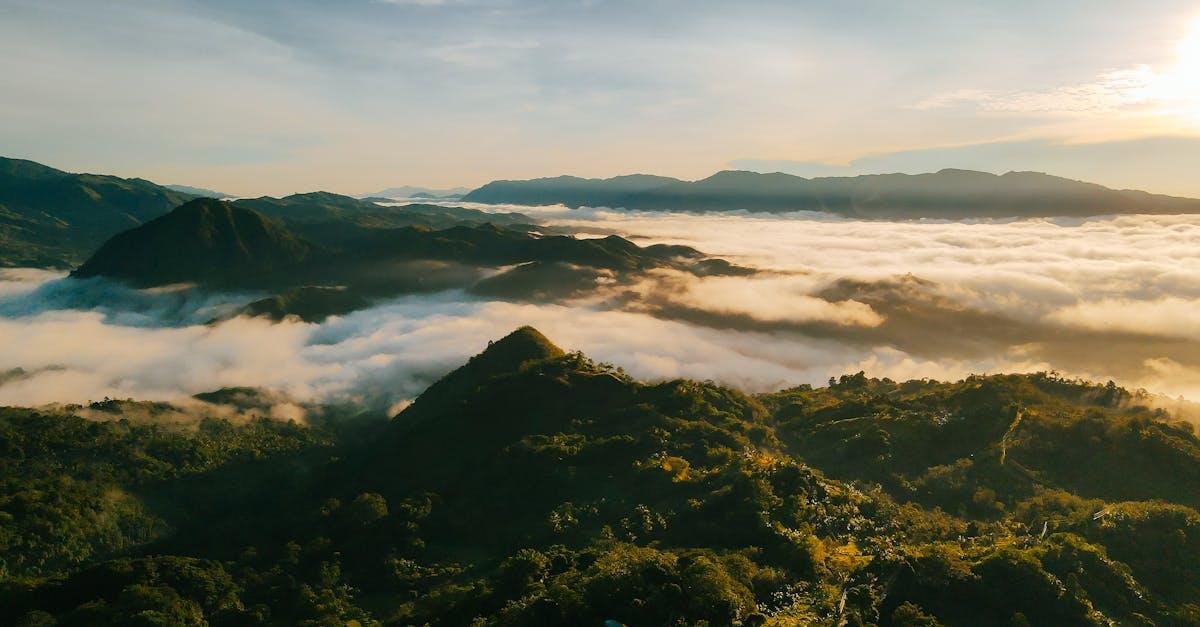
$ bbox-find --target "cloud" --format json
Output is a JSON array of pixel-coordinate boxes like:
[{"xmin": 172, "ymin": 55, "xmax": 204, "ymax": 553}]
[
  {"xmin": 911, "ymin": 67, "xmax": 1161, "ymax": 115},
  {"xmin": 621, "ymin": 270, "xmax": 884, "ymax": 328},
  {"xmin": 0, "ymin": 274, "xmax": 259, "ymax": 327},
  {"xmin": 0, "ymin": 273, "xmax": 1038, "ymax": 410},
  {"xmin": 1047, "ymin": 297, "xmax": 1200, "ymax": 338},
  {"xmin": 7, "ymin": 207, "xmax": 1200, "ymax": 409}
]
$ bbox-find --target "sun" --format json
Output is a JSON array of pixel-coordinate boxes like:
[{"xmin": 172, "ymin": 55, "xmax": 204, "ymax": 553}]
[
  {"xmin": 1160, "ymin": 16, "xmax": 1200, "ymax": 121},
  {"xmin": 1178, "ymin": 17, "xmax": 1200, "ymax": 75}
]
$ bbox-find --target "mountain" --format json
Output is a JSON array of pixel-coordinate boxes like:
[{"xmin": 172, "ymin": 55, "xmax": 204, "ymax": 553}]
[
  {"xmin": 233, "ymin": 192, "xmax": 537, "ymax": 247},
  {"xmin": 463, "ymin": 173, "xmax": 684, "ymax": 208},
  {"xmin": 5, "ymin": 328, "xmax": 1200, "ymax": 625},
  {"xmin": 234, "ymin": 286, "xmax": 371, "ymax": 323},
  {"xmin": 398, "ymin": 325, "xmax": 566, "ymax": 421},
  {"xmin": 73, "ymin": 204, "xmax": 725, "ymax": 317},
  {"xmin": 236, "ymin": 191, "xmax": 389, "ymax": 224},
  {"xmin": 72, "ymin": 198, "xmax": 316, "ymax": 287},
  {"xmin": 360, "ymin": 185, "xmax": 472, "ymax": 199},
  {"xmin": 409, "ymin": 191, "xmax": 463, "ymax": 200},
  {"xmin": 0, "ymin": 156, "xmax": 194, "ymax": 267},
  {"xmin": 73, "ymin": 214, "xmax": 705, "ymax": 289},
  {"xmin": 163, "ymin": 184, "xmax": 231, "ymax": 199},
  {"xmin": 464, "ymin": 168, "xmax": 1200, "ymax": 217},
  {"xmin": 0, "ymin": 158, "xmax": 532, "ymax": 270}
]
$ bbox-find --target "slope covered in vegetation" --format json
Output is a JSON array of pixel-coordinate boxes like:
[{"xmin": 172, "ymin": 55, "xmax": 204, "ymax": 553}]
[
  {"xmin": 72, "ymin": 200, "xmax": 733, "ymax": 319},
  {"xmin": 2, "ymin": 329, "xmax": 1200, "ymax": 625},
  {"xmin": 0, "ymin": 157, "xmax": 195, "ymax": 268}
]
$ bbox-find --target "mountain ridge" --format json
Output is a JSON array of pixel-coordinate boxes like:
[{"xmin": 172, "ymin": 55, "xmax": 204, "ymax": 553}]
[
  {"xmin": 0, "ymin": 156, "xmax": 195, "ymax": 267},
  {"xmin": 464, "ymin": 168, "xmax": 1200, "ymax": 217},
  {"xmin": 360, "ymin": 184, "xmax": 472, "ymax": 199}
]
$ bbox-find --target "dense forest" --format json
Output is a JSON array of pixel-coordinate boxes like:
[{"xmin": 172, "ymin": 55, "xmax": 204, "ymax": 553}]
[{"xmin": 2, "ymin": 326, "xmax": 1199, "ymax": 625}]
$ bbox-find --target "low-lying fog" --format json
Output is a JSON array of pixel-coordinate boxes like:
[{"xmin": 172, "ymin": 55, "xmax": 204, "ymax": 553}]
[{"xmin": 5, "ymin": 205, "xmax": 1200, "ymax": 411}]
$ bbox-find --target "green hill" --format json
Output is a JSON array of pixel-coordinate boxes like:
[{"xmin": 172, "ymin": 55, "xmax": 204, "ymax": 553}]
[
  {"xmin": 71, "ymin": 198, "xmax": 317, "ymax": 287},
  {"xmin": 3, "ymin": 329, "xmax": 1200, "ymax": 625},
  {"xmin": 234, "ymin": 193, "xmax": 538, "ymax": 248},
  {"xmin": 0, "ymin": 157, "xmax": 538, "ymax": 269},
  {"xmin": 0, "ymin": 156, "xmax": 194, "ymax": 267},
  {"xmin": 74, "ymin": 209, "xmax": 723, "ymax": 318}
]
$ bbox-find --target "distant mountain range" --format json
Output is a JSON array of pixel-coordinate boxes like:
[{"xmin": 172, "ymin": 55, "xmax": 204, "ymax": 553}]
[
  {"xmin": 233, "ymin": 191, "xmax": 537, "ymax": 248},
  {"xmin": 464, "ymin": 168, "xmax": 1200, "ymax": 217},
  {"xmin": 10, "ymin": 155, "xmax": 1200, "ymax": 271},
  {"xmin": 464, "ymin": 174, "xmax": 682, "ymax": 208},
  {"xmin": 360, "ymin": 185, "xmax": 471, "ymax": 199},
  {"xmin": 163, "ymin": 183, "xmax": 231, "ymax": 199}
]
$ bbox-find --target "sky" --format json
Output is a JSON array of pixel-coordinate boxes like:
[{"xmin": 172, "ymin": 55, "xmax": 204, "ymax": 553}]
[{"xmin": 3, "ymin": 0, "xmax": 1200, "ymax": 196}]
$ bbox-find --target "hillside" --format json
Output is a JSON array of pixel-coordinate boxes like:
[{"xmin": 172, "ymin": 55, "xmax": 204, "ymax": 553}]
[
  {"xmin": 0, "ymin": 156, "xmax": 194, "ymax": 267},
  {"xmin": 464, "ymin": 168, "xmax": 1200, "ymax": 217},
  {"xmin": 164, "ymin": 184, "xmax": 231, "ymax": 199},
  {"xmin": 3, "ymin": 328, "xmax": 1200, "ymax": 625},
  {"xmin": 0, "ymin": 157, "xmax": 538, "ymax": 269},
  {"xmin": 234, "ymin": 192, "xmax": 537, "ymax": 247},
  {"xmin": 73, "ymin": 205, "xmax": 726, "ymax": 318},
  {"xmin": 71, "ymin": 198, "xmax": 317, "ymax": 287}
]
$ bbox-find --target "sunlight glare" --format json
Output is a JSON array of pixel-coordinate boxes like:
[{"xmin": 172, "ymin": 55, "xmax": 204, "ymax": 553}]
[{"xmin": 1173, "ymin": 16, "xmax": 1200, "ymax": 118}]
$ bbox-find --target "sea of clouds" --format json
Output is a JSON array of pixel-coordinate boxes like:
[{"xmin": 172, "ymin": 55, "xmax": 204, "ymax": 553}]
[{"xmin": 4, "ymin": 207, "xmax": 1200, "ymax": 411}]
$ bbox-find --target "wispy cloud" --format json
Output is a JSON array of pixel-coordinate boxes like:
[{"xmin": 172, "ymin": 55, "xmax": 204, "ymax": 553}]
[{"xmin": 913, "ymin": 67, "xmax": 1160, "ymax": 115}]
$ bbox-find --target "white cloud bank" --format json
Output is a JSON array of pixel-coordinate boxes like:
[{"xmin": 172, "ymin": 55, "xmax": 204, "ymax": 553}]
[{"xmin": 4, "ymin": 209, "xmax": 1200, "ymax": 407}]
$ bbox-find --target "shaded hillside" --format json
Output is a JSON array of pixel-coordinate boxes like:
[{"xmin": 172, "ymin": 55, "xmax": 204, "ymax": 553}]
[
  {"xmin": 73, "ymin": 205, "xmax": 725, "ymax": 318},
  {"xmin": 72, "ymin": 198, "xmax": 317, "ymax": 287},
  {"xmin": 347, "ymin": 224, "xmax": 702, "ymax": 272},
  {"xmin": 0, "ymin": 156, "xmax": 194, "ymax": 267},
  {"xmin": 234, "ymin": 286, "xmax": 372, "ymax": 323},
  {"xmin": 5, "ymin": 329, "xmax": 1200, "ymax": 625},
  {"xmin": 0, "ymin": 157, "xmax": 533, "ymax": 269},
  {"xmin": 465, "ymin": 168, "xmax": 1200, "ymax": 217},
  {"xmin": 233, "ymin": 192, "xmax": 538, "ymax": 247}
]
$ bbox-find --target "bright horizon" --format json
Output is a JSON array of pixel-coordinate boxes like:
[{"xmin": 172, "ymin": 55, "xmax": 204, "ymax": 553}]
[{"xmin": 4, "ymin": 1, "xmax": 1200, "ymax": 197}]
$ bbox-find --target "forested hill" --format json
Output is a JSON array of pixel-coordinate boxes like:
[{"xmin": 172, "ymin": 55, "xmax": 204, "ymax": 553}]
[
  {"xmin": 0, "ymin": 156, "xmax": 195, "ymax": 267},
  {"xmin": 70, "ymin": 199, "xmax": 735, "ymax": 319},
  {"xmin": 463, "ymin": 168, "xmax": 1200, "ymax": 218},
  {"xmin": 0, "ymin": 156, "xmax": 535, "ymax": 271},
  {"xmin": 3, "ymin": 327, "xmax": 1200, "ymax": 625},
  {"xmin": 71, "ymin": 198, "xmax": 317, "ymax": 287}
]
